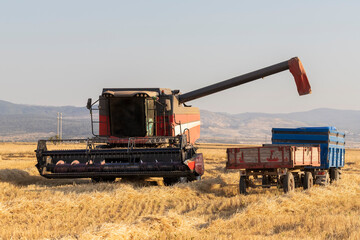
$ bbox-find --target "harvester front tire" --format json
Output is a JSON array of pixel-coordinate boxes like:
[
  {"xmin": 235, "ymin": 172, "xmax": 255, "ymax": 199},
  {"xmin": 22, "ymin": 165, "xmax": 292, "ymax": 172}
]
[
  {"xmin": 163, "ymin": 177, "xmax": 179, "ymax": 186},
  {"xmin": 303, "ymin": 172, "xmax": 313, "ymax": 190},
  {"xmin": 187, "ymin": 174, "xmax": 202, "ymax": 182},
  {"xmin": 239, "ymin": 176, "xmax": 247, "ymax": 195},
  {"xmin": 91, "ymin": 177, "xmax": 116, "ymax": 183},
  {"xmin": 283, "ymin": 172, "xmax": 295, "ymax": 193}
]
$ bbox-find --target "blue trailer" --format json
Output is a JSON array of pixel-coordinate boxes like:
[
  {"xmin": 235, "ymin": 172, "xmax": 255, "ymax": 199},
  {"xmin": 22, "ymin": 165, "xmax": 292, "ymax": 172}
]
[{"xmin": 272, "ymin": 126, "xmax": 345, "ymax": 184}]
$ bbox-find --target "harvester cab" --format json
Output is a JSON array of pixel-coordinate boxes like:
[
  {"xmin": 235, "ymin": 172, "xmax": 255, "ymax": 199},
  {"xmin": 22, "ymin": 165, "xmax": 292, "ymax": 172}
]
[
  {"xmin": 91, "ymin": 89, "xmax": 197, "ymax": 139},
  {"xmin": 35, "ymin": 57, "xmax": 311, "ymax": 184}
]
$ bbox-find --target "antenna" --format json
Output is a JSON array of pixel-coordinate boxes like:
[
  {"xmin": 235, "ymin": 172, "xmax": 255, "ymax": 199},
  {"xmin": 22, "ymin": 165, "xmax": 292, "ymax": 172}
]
[
  {"xmin": 60, "ymin": 113, "xmax": 63, "ymax": 140},
  {"xmin": 57, "ymin": 112, "xmax": 63, "ymax": 140},
  {"xmin": 57, "ymin": 112, "xmax": 59, "ymax": 139}
]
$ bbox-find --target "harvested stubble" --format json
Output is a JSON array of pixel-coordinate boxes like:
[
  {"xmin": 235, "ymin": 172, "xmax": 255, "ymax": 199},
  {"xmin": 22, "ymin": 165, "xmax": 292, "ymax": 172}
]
[{"xmin": 0, "ymin": 143, "xmax": 359, "ymax": 239}]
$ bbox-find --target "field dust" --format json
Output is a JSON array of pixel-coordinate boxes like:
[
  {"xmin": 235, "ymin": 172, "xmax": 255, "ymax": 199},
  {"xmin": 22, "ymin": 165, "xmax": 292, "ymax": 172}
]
[{"xmin": 0, "ymin": 142, "xmax": 359, "ymax": 239}]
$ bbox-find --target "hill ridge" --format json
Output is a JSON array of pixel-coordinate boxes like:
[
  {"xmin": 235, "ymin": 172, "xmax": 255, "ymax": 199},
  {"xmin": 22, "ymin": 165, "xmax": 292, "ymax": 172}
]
[{"xmin": 0, "ymin": 100, "xmax": 359, "ymax": 146}]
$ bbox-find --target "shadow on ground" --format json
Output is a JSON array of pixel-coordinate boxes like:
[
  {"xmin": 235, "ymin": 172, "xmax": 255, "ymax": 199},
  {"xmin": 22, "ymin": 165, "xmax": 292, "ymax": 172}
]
[
  {"xmin": 0, "ymin": 169, "xmax": 93, "ymax": 187},
  {"xmin": 0, "ymin": 169, "xmax": 161, "ymax": 193}
]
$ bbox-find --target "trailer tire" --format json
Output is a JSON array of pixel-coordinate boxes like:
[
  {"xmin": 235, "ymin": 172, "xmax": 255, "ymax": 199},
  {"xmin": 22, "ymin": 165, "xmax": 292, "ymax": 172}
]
[
  {"xmin": 239, "ymin": 176, "xmax": 247, "ymax": 195},
  {"xmin": 283, "ymin": 172, "xmax": 295, "ymax": 193},
  {"xmin": 262, "ymin": 175, "xmax": 271, "ymax": 188},
  {"xmin": 334, "ymin": 169, "xmax": 340, "ymax": 181},
  {"xmin": 303, "ymin": 172, "xmax": 313, "ymax": 190},
  {"xmin": 324, "ymin": 172, "xmax": 330, "ymax": 186},
  {"xmin": 330, "ymin": 168, "xmax": 340, "ymax": 183}
]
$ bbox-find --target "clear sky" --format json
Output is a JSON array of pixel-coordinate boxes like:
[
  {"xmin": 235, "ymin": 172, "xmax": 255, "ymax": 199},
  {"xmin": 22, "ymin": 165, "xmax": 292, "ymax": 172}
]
[{"xmin": 1, "ymin": 0, "xmax": 359, "ymax": 113}]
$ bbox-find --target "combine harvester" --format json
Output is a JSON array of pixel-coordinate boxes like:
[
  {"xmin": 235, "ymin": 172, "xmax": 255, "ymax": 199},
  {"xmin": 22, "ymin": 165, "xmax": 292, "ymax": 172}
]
[
  {"xmin": 226, "ymin": 127, "xmax": 345, "ymax": 194},
  {"xmin": 36, "ymin": 57, "xmax": 311, "ymax": 184}
]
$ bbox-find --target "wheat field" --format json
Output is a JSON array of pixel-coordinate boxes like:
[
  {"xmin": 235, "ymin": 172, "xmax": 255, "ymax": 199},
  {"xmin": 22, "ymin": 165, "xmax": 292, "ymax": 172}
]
[{"xmin": 0, "ymin": 142, "xmax": 359, "ymax": 239}]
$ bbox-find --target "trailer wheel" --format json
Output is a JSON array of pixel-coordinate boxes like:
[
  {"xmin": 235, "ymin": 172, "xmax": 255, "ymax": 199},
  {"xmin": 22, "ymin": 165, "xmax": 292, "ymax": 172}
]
[
  {"xmin": 303, "ymin": 172, "xmax": 313, "ymax": 190},
  {"xmin": 330, "ymin": 168, "xmax": 340, "ymax": 183},
  {"xmin": 324, "ymin": 172, "xmax": 330, "ymax": 186},
  {"xmin": 239, "ymin": 176, "xmax": 247, "ymax": 195},
  {"xmin": 283, "ymin": 172, "xmax": 295, "ymax": 193},
  {"xmin": 334, "ymin": 169, "xmax": 340, "ymax": 181},
  {"xmin": 262, "ymin": 175, "xmax": 271, "ymax": 188}
]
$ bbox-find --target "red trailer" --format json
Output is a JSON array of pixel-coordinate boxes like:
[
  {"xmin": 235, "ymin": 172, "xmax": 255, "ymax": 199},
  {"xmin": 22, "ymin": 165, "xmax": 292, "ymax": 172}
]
[{"xmin": 226, "ymin": 145, "xmax": 320, "ymax": 194}]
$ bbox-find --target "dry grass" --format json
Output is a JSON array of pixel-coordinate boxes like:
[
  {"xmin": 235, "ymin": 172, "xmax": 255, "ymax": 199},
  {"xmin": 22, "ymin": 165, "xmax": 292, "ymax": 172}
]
[{"xmin": 0, "ymin": 143, "xmax": 359, "ymax": 239}]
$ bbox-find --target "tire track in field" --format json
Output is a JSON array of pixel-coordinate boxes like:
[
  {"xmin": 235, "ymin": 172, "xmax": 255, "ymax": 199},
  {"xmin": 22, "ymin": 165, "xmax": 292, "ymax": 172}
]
[
  {"xmin": 120, "ymin": 196, "xmax": 165, "ymax": 222},
  {"xmin": 178, "ymin": 195, "xmax": 249, "ymax": 222},
  {"xmin": 178, "ymin": 192, "xmax": 211, "ymax": 214},
  {"xmin": 137, "ymin": 198, "xmax": 156, "ymax": 217}
]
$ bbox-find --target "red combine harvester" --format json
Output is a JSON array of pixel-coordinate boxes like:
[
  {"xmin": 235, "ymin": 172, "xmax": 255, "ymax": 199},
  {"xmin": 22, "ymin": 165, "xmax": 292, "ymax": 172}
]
[{"xmin": 35, "ymin": 57, "xmax": 311, "ymax": 184}]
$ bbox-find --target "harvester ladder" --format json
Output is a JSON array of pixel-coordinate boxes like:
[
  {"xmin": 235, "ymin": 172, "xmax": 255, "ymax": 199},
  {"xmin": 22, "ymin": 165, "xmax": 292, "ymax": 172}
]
[
  {"xmin": 145, "ymin": 99, "xmax": 156, "ymax": 137},
  {"xmin": 127, "ymin": 137, "xmax": 136, "ymax": 152},
  {"xmin": 89, "ymin": 106, "xmax": 108, "ymax": 137}
]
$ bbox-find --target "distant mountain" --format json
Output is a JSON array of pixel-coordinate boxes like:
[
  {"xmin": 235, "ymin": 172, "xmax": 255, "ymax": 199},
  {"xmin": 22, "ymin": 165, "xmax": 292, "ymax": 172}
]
[
  {"xmin": 0, "ymin": 100, "xmax": 91, "ymax": 141},
  {"xmin": 200, "ymin": 109, "xmax": 360, "ymax": 147},
  {"xmin": 0, "ymin": 100, "xmax": 88, "ymax": 116},
  {"xmin": 0, "ymin": 100, "xmax": 359, "ymax": 147}
]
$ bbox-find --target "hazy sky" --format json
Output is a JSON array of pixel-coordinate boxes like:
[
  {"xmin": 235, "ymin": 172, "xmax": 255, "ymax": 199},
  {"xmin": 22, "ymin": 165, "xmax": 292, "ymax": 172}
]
[{"xmin": 1, "ymin": 1, "xmax": 359, "ymax": 113}]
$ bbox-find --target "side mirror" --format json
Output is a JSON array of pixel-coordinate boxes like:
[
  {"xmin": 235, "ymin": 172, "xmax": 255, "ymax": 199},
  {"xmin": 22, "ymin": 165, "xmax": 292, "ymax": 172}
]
[{"xmin": 86, "ymin": 98, "xmax": 92, "ymax": 110}]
